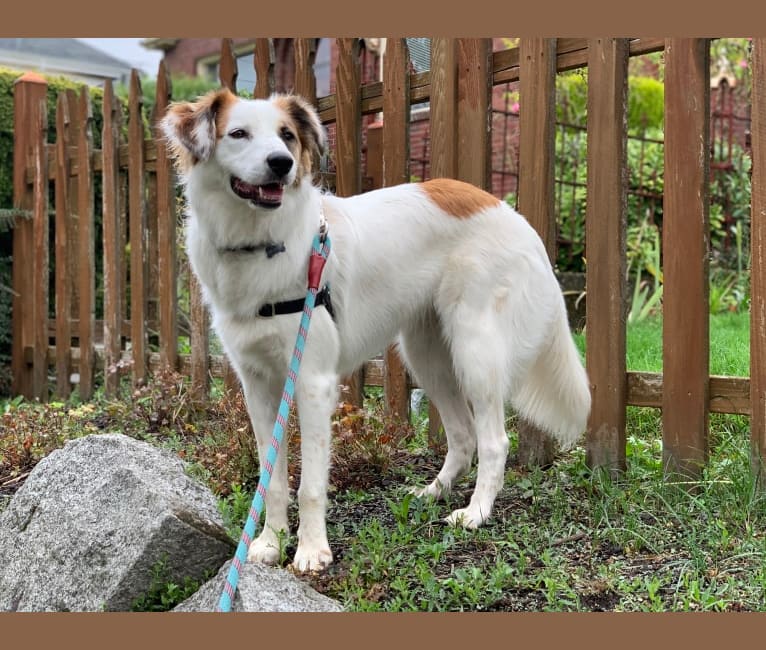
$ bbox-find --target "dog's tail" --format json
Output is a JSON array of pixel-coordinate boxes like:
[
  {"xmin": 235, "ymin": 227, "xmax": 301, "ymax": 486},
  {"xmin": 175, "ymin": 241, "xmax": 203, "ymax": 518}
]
[{"xmin": 510, "ymin": 306, "xmax": 591, "ymax": 450}]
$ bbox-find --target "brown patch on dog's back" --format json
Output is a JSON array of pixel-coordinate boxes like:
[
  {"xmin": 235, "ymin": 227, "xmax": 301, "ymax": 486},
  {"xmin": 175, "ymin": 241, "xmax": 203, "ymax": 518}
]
[{"xmin": 421, "ymin": 178, "xmax": 500, "ymax": 218}]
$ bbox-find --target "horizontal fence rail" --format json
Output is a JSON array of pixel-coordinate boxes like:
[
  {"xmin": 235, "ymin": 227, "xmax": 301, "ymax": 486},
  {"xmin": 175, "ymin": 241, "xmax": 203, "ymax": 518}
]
[{"xmin": 9, "ymin": 37, "xmax": 765, "ymax": 479}]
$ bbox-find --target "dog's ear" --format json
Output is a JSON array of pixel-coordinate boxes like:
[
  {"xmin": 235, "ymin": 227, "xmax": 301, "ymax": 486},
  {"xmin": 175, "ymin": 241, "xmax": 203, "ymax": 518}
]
[
  {"xmin": 161, "ymin": 88, "xmax": 235, "ymax": 165},
  {"xmin": 280, "ymin": 95, "xmax": 326, "ymax": 163}
]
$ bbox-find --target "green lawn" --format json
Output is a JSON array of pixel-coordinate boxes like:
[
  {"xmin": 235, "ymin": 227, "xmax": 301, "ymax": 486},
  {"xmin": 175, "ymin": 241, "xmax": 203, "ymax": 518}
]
[{"xmin": 573, "ymin": 311, "xmax": 750, "ymax": 376}]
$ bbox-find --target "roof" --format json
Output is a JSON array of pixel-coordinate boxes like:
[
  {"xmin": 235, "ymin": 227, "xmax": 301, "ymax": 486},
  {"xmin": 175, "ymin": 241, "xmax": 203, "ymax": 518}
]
[{"xmin": 0, "ymin": 38, "xmax": 133, "ymax": 82}]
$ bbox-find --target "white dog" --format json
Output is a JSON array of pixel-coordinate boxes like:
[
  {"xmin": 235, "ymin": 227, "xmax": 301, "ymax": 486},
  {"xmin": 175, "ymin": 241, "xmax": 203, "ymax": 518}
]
[{"xmin": 162, "ymin": 89, "xmax": 591, "ymax": 572}]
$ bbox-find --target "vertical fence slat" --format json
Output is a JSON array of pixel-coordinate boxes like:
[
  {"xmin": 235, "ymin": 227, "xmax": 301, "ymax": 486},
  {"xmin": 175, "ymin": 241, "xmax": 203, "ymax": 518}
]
[
  {"xmin": 11, "ymin": 73, "xmax": 47, "ymax": 398},
  {"xmin": 427, "ymin": 37, "xmax": 458, "ymax": 447},
  {"xmin": 32, "ymin": 99, "xmax": 49, "ymax": 401},
  {"xmin": 585, "ymin": 38, "xmax": 629, "ymax": 472},
  {"xmin": 102, "ymin": 80, "xmax": 123, "ymax": 396},
  {"xmin": 430, "ymin": 38, "xmax": 458, "ymax": 180},
  {"xmin": 517, "ymin": 37, "xmax": 558, "ymax": 467},
  {"xmin": 219, "ymin": 39, "xmax": 241, "ymax": 394},
  {"xmin": 154, "ymin": 61, "xmax": 178, "ymax": 372},
  {"xmin": 294, "ymin": 38, "xmax": 317, "ymax": 105},
  {"xmin": 220, "ymin": 38, "xmax": 238, "ymax": 93},
  {"xmin": 129, "ymin": 71, "xmax": 147, "ymax": 385},
  {"xmin": 54, "ymin": 92, "xmax": 72, "ymax": 399},
  {"xmin": 65, "ymin": 89, "xmax": 81, "ymax": 341},
  {"xmin": 456, "ymin": 38, "xmax": 492, "ymax": 190},
  {"xmin": 662, "ymin": 38, "xmax": 710, "ymax": 478},
  {"xmin": 382, "ymin": 38, "xmax": 411, "ymax": 421},
  {"xmin": 335, "ymin": 37, "xmax": 365, "ymax": 406},
  {"xmin": 77, "ymin": 87, "xmax": 95, "ymax": 400},
  {"xmin": 253, "ymin": 38, "xmax": 275, "ymax": 99},
  {"xmin": 751, "ymin": 38, "xmax": 766, "ymax": 478}
]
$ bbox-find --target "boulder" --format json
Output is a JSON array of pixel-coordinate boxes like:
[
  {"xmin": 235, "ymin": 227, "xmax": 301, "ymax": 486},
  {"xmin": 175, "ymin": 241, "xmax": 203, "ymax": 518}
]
[
  {"xmin": 173, "ymin": 560, "xmax": 343, "ymax": 612},
  {"xmin": 0, "ymin": 433, "xmax": 235, "ymax": 611}
]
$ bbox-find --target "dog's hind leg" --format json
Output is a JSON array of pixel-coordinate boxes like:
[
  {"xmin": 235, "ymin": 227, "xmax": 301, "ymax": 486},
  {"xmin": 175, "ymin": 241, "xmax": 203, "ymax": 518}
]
[
  {"xmin": 240, "ymin": 372, "xmax": 291, "ymax": 566},
  {"xmin": 438, "ymin": 305, "xmax": 512, "ymax": 529},
  {"xmin": 399, "ymin": 310, "xmax": 476, "ymax": 500}
]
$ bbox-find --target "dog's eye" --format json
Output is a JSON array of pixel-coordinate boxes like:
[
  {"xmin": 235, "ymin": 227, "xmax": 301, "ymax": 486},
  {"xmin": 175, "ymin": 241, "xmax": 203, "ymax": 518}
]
[
  {"xmin": 228, "ymin": 129, "xmax": 249, "ymax": 140},
  {"xmin": 281, "ymin": 127, "xmax": 296, "ymax": 142}
]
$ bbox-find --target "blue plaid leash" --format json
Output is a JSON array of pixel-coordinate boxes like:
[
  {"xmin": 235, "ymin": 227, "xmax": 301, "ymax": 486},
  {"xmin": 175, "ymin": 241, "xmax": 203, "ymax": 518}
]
[{"xmin": 218, "ymin": 225, "xmax": 331, "ymax": 612}]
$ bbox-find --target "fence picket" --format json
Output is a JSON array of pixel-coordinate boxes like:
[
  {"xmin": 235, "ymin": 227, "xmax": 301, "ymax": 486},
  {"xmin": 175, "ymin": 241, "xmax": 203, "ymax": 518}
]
[
  {"xmin": 102, "ymin": 80, "xmax": 123, "ymax": 396},
  {"xmin": 218, "ymin": 39, "xmax": 241, "ymax": 394},
  {"xmin": 585, "ymin": 38, "xmax": 629, "ymax": 472},
  {"xmin": 457, "ymin": 38, "xmax": 492, "ymax": 190},
  {"xmin": 517, "ymin": 37, "xmax": 558, "ymax": 467},
  {"xmin": 335, "ymin": 37, "xmax": 365, "ymax": 406},
  {"xmin": 751, "ymin": 38, "xmax": 766, "ymax": 480},
  {"xmin": 294, "ymin": 38, "xmax": 317, "ymax": 104},
  {"xmin": 254, "ymin": 38, "xmax": 275, "ymax": 99},
  {"xmin": 129, "ymin": 70, "xmax": 148, "ymax": 385},
  {"xmin": 76, "ymin": 87, "xmax": 95, "ymax": 400},
  {"xmin": 220, "ymin": 38, "xmax": 238, "ymax": 93},
  {"xmin": 662, "ymin": 38, "xmax": 711, "ymax": 478},
  {"xmin": 32, "ymin": 98, "xmax": 49, "ymax": 401},
  {"xmin": 153, "ymin": 61, "xmax": 178, "ymax": 372},
  {"xmin": 382, "ymin": 38, "xmax": 411, "ymax": 421},
  {"xmin": 54, "ymin": 92, "xmax": 72, "ymax": 399}
]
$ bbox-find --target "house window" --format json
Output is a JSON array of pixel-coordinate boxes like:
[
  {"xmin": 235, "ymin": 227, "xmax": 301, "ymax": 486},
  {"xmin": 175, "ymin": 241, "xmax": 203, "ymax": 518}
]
[
  {"xmin": 315, "ymin": 38, "xmax": 331, "ymax": 97},
  {"xmin": 199, "ymin": 48, "xmax": 257, "ymax": 89},
  {"xmin": 406, "ymin": 38, "xmax": 430, "ymax": 73}
]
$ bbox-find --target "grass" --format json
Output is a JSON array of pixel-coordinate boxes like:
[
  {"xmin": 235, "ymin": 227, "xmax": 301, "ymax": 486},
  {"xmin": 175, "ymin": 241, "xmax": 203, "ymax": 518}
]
[{"xmin": 2, "ymin": 311, "xmax": 765, "ymax": 611}]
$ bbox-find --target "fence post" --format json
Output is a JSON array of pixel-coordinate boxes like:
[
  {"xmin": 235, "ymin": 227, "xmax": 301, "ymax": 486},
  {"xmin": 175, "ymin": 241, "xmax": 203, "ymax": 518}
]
[
  {"xmin": 750, "ymin": 38, "xmax": 766, "ymax": 481},
  {"xmin": 662, "ymin": 38, "xmax": 710, "ymax": 479},
  {"xmin": 517, "ymin": 37, "xmax": 558, "ymax": 467},
  {"xmin": 585, "ymin": 38, "xmax": 629, "ymax": 473},
  {"xmin": 11, "ymin": 72, "xmax": 48, "ymax": 399},
  {"xmin": 253, "ymin": 38, "xmax": 275, "ymax": 99}
]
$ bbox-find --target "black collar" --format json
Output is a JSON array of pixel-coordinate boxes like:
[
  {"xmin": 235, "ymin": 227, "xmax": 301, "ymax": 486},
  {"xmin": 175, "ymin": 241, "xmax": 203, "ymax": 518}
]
[
  {"xmin": 258, "ymin": 286, "xmax": 335, "ymax": 320},
  {"xmin": 220, "ymin": 241, "xmax": 286, "ymax": 258}
]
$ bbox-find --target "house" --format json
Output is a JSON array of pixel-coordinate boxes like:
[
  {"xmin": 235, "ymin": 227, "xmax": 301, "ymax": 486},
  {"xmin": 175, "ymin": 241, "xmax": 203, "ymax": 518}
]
[
  {"xmin": 0, "ymin": 38, "xmax": 133, "ymax": 86},
  {"xmin": 141, "ymin": 38, "xmax": 520, "ymax": 198}
]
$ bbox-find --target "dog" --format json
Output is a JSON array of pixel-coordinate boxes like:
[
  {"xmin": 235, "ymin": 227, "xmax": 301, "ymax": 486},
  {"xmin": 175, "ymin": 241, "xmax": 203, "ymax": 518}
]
[{"xmin": 161, "ymin": 89, "xmax": 591, "ymax": 572}]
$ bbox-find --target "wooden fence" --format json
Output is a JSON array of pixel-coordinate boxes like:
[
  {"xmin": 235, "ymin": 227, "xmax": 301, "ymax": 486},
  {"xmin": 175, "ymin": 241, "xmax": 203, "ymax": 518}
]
[{"xmin": 9, "ymin": 37, "xmax": 766, "ymax": 479}]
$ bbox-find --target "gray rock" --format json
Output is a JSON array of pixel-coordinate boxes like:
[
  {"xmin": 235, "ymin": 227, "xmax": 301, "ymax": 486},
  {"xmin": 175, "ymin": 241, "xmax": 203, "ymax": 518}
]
[
  {"xmin": 0, "ymin": 433, "xmax": 235, "ymax": 612},
  {"xmin": 173, "ymin": 560, "xmax": 343, "ymax": 612}
]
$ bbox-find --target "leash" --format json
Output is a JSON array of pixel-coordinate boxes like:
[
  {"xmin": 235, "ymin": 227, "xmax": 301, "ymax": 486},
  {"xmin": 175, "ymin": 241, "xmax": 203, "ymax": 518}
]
[{"xmin": 218, "ymin": 224, "xmax": 331, "ymax": 612}]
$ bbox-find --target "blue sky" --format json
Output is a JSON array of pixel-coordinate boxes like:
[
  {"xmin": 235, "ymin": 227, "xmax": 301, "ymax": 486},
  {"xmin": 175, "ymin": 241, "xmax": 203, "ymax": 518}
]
[{"xmin": 77, "ymin": 38, "xmax": 163, "ymax": 75}]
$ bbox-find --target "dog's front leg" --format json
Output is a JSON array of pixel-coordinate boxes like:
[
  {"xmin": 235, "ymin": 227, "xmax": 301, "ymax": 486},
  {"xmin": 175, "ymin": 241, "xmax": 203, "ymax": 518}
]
[
  {"xmin": 293, "ymin": 372, "xmax": 338, "ymax": 572},
  {"xmin": 240, "ymin": 371, "xmax": 291, "ymax": 566}
]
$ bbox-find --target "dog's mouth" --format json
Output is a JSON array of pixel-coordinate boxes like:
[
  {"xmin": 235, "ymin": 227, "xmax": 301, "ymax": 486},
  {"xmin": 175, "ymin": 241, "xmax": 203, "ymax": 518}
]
[{"xmin": 230, "ymin": 176, "xmax": 284, "ymax": 208}]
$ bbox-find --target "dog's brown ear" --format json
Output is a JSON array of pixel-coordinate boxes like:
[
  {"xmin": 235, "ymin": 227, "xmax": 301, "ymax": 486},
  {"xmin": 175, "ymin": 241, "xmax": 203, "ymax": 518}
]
[
  {"xmin": 280, "ymin": 95, "xmax": 326, "ymax": 164},
  {"xmin": 161, "ymin": 88, "xmax": 235, "ymax": 166}
]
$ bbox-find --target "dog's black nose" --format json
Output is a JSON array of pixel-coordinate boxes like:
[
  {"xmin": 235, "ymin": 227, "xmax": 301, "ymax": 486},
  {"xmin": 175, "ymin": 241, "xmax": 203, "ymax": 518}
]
[{"xmin": 267, "ymin": 153, "xmax": 294, "ymax": 178}]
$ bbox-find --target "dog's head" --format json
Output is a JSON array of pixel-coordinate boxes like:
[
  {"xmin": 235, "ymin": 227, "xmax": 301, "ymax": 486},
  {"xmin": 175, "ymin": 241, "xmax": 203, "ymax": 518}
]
[{"xmin": 161, "ymin": 89, "xmax": 325, "ymax": 209}]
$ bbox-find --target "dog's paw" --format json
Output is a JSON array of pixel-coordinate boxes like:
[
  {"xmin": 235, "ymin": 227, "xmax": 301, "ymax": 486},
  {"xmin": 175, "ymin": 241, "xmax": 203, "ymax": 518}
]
[
  {"xmin": 445, "ymin": 506, "xmax": 488, "ymax": 530},
  {"xmin": 409, "ymin": 479, "xmax": 447, "ymax": 501},
  {"xmin": 247, "ymin": 535, "xmax": 281, "ymax": 566},
  {"xmin": 292, "ymin": 544, "xmax": 333, "ymax": 573}
]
